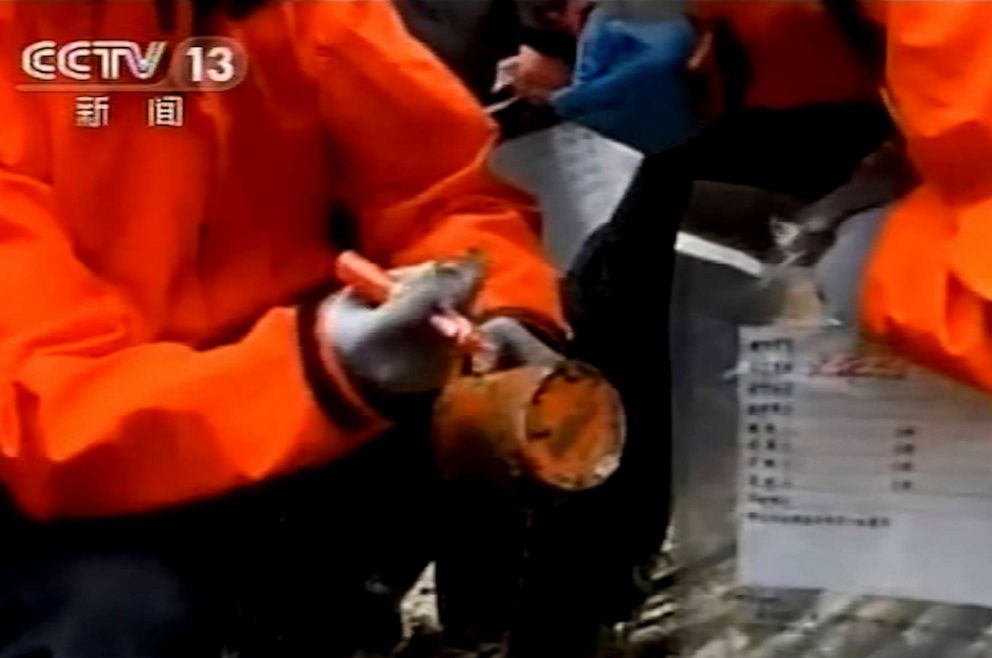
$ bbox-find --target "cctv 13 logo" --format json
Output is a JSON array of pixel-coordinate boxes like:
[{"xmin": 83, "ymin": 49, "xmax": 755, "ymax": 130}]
[{"xmin": 20, "ymin": 37, "xmax": 247, "ymax": 92}]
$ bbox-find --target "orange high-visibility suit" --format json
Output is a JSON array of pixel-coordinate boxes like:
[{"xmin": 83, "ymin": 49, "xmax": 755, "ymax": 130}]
[
  {"xmin": 697, "ymin": 2, "xmax": 992, "ymax": 396},
  {"xmin": 0, "ymin": 1, "xmax": 562, "ymax": 520}
]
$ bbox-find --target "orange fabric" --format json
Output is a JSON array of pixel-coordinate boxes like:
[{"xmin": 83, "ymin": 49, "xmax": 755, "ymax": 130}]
[
  {"xmin": 0, "ymin": 1, "xmax": 561, "ymax": 519},
  {"xmin": 694, "ymin": 0, "xmax": 877, "ymax": 109},
  {"xmin": 862, "ymin": 2, "xmax": 992, "ymax": 392}
]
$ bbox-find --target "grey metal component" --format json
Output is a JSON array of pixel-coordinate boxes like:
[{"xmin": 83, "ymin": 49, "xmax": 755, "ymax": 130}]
[
  {"xmin": 665, "ymin": 168, "xmax": 992, "ymax": 658},
  {"xmin": 797, "ymin": 599, "xmax": 928, "ymax": 658},
  {"xmin": 813, "ymin": 205, "xmax": 888, "ymax": 326},
  {"xmin": 863, "ymin": 605, "xmax": 992, "ymax": 658},
  {"xmin": 670, "ymin": 252, "xmax": 784, "ymax": 567}
]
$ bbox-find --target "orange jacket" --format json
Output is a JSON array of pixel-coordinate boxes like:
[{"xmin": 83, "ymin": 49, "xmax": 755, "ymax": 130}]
[
  {"xmin": 861, "ymin": 3, "xmax": 992, "ymax": 393},
  {"xmin": 694, "ymin": 1, "xmax": 878, "ymax": 109},
  {"xmin": 697, "ymin": 2, "xmax": 992, "ymax": 396},
  {"xmin": 0, "ymin": 0, "xmax": 562, "ymax": 519}
]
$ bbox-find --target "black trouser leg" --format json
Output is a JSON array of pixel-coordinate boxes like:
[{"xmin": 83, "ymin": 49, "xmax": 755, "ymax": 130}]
[
  {"xmin": 0, "ymin": 426, "xmax": 441, "ymax": 658},
  {"xmin": 0, "ymin": 553, "xmax": 206, "ymax": 658}
]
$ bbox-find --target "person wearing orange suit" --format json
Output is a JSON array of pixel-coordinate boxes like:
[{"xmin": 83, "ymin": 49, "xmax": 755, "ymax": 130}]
[
  {"xmin": 0, "ymin": 0, "xmax": 564, "ymax": 656},
  {"xmin": 692, "ymin": 0, "xmax": 992, "ymax": 396}
]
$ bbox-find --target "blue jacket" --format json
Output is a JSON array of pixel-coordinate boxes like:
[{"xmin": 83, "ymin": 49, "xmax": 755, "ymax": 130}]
[{"xmin": 552, "ymin": 13, "xmax": 697, "ymax": 154}]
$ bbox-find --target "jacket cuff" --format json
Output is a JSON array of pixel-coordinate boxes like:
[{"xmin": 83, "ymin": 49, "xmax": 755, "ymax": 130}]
[{"xmin": 297, "ymin": 299, "xmax": 388, "ymax": 432}]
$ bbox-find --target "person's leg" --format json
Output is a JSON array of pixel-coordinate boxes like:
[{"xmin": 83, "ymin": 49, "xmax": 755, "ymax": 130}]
[
  {"xmin": 434, "ymin": 481, "xmax": 530, "ymax": 654},
  {"xmin": 0, "ymin": 553, "xmax": 209, "ymax": 658},
  {"xmin": 177, "ymin": 415, "xmax": 534, "ymax": 658},
  {"xmin": 0, "ymin": 420, "xmax": 443, "ymax": 658},
  {"xmin": 222, "ymin": 426, "xmax": 442, "ymax": 658},
  {"xmin": 500, "ymin": 152, "xmax": 691, "ymax": 658},
  {"xmin": 0, "ymin": 428, "xmax": 442, "ymax": 658}
]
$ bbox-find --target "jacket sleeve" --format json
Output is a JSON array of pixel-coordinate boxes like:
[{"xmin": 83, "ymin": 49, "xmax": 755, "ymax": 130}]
[
  {"xmin": 290, "ymin": 1, "xmax": 565, "ymax": 333},
  {"xmin": 862, "ymin": 2, "xmax": 992, "ymax": 390},
  {"xmin": 0, "ymin": 35, "xmax": 387, "ymax": 520}
]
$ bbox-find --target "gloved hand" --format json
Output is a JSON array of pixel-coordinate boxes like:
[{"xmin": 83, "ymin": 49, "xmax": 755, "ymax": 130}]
[
  {"xmin": 318, "ymin": 257, "xmax": 483, "ymax": 403},
  {"xmin": 511, "ymin": 45, "xmax": 573, "ymax": 103},
  {"xmin": 780, "ymin": 144, "xmax": 914, "ymax": 267},
  {"xmin": 476, "ymin": 316, "xmax": 563, "ymax": 372}
]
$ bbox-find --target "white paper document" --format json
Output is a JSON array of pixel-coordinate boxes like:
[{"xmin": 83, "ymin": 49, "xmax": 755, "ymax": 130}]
[
  {"xmin": 489, "ymin": 122, "xmax": 643, "ymax": 270},
  {"xmin": 738, "ymin": 326, "xmax": 992, "ymax": 608}
]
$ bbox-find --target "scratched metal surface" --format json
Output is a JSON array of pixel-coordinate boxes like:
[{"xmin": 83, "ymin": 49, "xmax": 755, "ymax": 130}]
[{"xmin": 661, "ymin": 251, "xmax": 992, "ymax": 658}]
